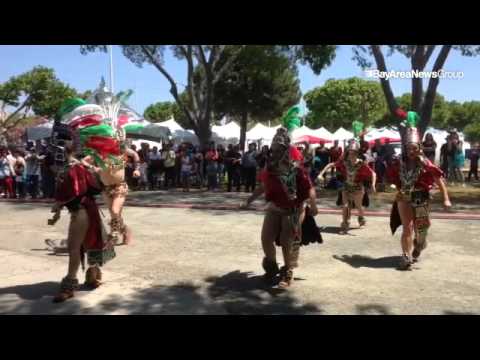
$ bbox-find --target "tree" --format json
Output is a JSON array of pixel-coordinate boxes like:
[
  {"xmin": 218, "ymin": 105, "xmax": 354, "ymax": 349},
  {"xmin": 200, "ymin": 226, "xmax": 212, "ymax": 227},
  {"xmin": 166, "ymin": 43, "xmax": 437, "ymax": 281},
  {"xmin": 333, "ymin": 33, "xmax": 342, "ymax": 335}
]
[
  {"xmin": 446, "ymin": 101, "xmax": 480, "ymax": 131},
  {"xmin": 81, "ymin": 45, "xmax": 246, "ymax": 149},
  {"xmin": 304, "ymin": 77, "xmax": 387, "ymax": 131},
  {"xmin": 374, "ymin": 92, "xmax": 451, "ymax": 129},
  {"xmin": 351, "ymin": 45, "xmax": 480, "ymax": 138},
  {"xmin": 144, "ymin": 101, "xmax": 176, "ymax": 123},
  {"xmin": 214, "ymin": 46, "xmax": 301, "ymax": 149},
  {"xmin": 0, "ymin": 66, "xmax": 77, "ymax": 139}
]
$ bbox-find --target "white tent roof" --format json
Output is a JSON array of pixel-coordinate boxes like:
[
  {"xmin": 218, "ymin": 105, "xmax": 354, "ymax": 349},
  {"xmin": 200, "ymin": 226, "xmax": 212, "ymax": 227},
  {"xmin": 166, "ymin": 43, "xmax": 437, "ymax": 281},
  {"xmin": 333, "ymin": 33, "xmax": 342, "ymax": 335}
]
[
  {"xmin": 364, "ymin": 127, "xmax": 401, "ymax": 142},
  {"xmin": 312, "ymin": 127, "xmax": 333, "ymax": 140},
  {"xmin": 156, "ymin": 118, "xmax": 185, "ymax": 132},
  {"xmin": 291, "ymin": 126, "xmax": 314, "ymax": 138},
  {"xmin": 332, "ymin": 127, "xmax": 353, "ymax": 141},
  {"xmin": 247, "ymin": 123, "xmax": 278, "ymax": 141},
  {"xmin": 212, "ymin": 121, "xmax": 241, "ymax": 140}
]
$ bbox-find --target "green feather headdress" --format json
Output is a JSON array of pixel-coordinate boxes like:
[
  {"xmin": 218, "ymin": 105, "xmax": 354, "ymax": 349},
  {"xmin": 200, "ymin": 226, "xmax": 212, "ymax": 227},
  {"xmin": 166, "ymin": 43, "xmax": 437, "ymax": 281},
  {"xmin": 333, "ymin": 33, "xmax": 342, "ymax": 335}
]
[{"xmin": 281, "ymin": 105, "xmax": 302, "ymax": 135}]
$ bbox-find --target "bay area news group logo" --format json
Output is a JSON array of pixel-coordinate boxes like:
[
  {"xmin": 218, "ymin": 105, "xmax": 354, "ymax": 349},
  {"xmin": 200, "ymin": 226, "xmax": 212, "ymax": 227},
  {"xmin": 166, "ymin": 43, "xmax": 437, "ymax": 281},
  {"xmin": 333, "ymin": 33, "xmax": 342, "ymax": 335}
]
[{"xmin": 365, "ymin": 69, "xmax": 464, "ymax": 80}]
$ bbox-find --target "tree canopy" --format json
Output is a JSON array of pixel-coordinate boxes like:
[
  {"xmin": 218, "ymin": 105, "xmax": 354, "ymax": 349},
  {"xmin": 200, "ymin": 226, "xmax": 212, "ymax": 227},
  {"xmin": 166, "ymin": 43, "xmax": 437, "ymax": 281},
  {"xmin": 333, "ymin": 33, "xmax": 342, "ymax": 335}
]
[
  {"xmin": 304, "ymin": 77, "xmax": 386, "ymax": 131},
  {"xmin": 0, "ymin": 66, "xmax": 77, "ymax": 138}
]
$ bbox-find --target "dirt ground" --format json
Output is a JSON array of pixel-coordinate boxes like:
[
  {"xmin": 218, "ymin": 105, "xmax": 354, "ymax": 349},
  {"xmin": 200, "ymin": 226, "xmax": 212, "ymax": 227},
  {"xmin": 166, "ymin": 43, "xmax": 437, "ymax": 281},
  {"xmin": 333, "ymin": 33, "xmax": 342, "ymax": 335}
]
[{"xmin": 0, "ymin": 201, "xmax": 479, "ymax": 315}]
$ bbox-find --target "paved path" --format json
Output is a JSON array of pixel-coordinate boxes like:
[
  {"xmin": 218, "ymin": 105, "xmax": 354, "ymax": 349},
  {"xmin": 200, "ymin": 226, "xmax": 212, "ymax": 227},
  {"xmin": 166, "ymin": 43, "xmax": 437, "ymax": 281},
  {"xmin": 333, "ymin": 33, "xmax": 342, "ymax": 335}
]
[{"xmin": 0, "ymin": 202, "xmax": 479, "ymax": 315}]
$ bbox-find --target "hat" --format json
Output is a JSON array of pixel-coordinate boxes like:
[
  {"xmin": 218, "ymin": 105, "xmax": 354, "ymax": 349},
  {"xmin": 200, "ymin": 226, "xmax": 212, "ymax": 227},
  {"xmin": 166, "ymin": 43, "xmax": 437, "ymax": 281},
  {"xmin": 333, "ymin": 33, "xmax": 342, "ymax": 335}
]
[{"xmin": 405, "ymin": 111, "xmax": 421, "ymax": 145}]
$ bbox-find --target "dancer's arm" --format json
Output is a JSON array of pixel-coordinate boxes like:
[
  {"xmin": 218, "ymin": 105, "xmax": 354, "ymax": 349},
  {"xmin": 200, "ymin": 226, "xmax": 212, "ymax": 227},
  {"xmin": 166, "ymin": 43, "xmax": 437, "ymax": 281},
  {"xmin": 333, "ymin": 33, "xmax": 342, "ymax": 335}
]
[
  {"xmin": 435, "ymin": 176, "xmax": 452, "ymax": 210},
  {"xmin": 241, "ymin": 185, "xmax": 265, "ymax": 209},
  {"xmin": 81, "ymin": 155, "xmax": 99, "ymax": 172},
  {"xmin": 317, "ymin": 162, "xmax": 334, "ymax": 179},
  {"xmin": 308, "ymin": 187, "xmax": 318, "ymax": 216},
  {"xmin": 370, "ymin": 169, "xmax": 377, "ymax": 193},
  {"xmin": 126, "ymin": 148, "xmax": 141, "ymax": 178}
]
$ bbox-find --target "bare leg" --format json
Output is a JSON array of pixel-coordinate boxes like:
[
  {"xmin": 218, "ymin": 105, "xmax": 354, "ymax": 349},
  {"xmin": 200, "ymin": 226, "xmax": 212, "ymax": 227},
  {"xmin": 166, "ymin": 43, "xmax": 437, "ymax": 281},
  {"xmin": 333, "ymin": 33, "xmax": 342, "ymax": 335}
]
[
  {"xmin": 353, "ymin": 190, "xmax": 366, "ymax": 226},
  {"xmin": 67, "ymin": 209, "xmax": 89, "ymax": 279},
  {"xmin": 53, "ymin": 209, "xmax": 89, "ymax": 303},
  {"xmin": 340, "ymin": 191, "xmax": 350, "ymax": 233},
  {"xmin": 397, "ymin": 200, "xmax": 415, "ymax": 269},
  {"xmin": 261, "ymin": 211, "xmax": 278, "ymax": 262}
]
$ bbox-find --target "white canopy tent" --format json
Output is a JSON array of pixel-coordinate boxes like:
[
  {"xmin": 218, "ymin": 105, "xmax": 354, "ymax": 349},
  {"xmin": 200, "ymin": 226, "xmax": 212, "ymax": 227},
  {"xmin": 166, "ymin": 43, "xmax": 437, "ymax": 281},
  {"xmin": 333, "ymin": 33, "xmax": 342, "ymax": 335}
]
[
  {"xmin": 246, "ymin": 123, "xmax": 274, "ymax": 141},
  {"xmin": 212, "ymin": 121, "xmax": 241, "ymax": 141},
  {"xmin": 332, "ymin": 127, "xmax": 354, "ymax": 148},
  {"xmin": 312, "ymin": 127, "xmax": 334, "ymax": 140}
]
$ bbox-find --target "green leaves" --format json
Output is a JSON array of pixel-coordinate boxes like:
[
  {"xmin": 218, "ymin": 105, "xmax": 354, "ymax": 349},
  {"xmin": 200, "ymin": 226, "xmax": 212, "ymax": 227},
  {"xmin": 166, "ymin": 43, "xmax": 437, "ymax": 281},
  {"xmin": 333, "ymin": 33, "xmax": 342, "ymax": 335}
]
[
  {"xmin": 0, "ymin": 66, "xmax": 78, "ymax": 135},
  {"xmin": 304, "ymin": 77, "xmax": 387, "ymax": 131}
]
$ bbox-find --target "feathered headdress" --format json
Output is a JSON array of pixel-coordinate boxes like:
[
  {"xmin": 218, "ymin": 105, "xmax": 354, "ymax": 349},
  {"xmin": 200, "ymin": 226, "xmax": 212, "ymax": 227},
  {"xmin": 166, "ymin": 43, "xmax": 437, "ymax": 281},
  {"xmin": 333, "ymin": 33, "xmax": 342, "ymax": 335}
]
[
  {"xmin": 405, "ymin": 111, "xmax": 421, "ymax": 145},
  {"xmin": 281, "ymin": 105, "xmax": 302, "ymax": 135},
  {"xmin": 346, "ymin": 120, "xmax": 364, "ymax": 152}
]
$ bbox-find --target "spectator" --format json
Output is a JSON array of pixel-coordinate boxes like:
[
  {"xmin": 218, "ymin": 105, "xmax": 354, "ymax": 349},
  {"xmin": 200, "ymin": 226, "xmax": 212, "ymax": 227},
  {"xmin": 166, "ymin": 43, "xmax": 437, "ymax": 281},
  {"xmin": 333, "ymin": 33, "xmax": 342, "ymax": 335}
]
[
  {"xmin": 25, "ymin": 147, "xmax": 42, "ymax": 199},
  {"xmin": 217, "ymin": 144, "xmax": 226, "ymax": 186},
  {"xmin": 138, "ymin": 157, "xmax": 148, "ymax": 191},
  {"xmin": 422, "ymin": 133, "xmax": 437, "ymax": 164},
  {"xmin": 329, "ymin": 140, "xmax": 343, "ymax": 176},
  {"xmin": 162, "ymin": 143, "xmax": 176, "ymax": 190},
  {"xmin": 312, "ymin": 144, "xmax": 330, "ymax": 186},
  {"xmin": 383, "ymin": 138, "xmax": 396, "ymax": 165},
  {"xmin": 205, "ymin": 142, "xmax": 219, "ymax": 191},
  {"xmin": 467, "ymin": 142, "xmax": 479, "ymax": 182},
  {"xmin": 371, "ymin": 139, "xmax": 386, "ymax": 191},
  {"xmin": 13, "ymin": 150, "xmax": 26, "ymax": 198},
  {"xmin": 0, "ymin": 148, "xmax": 16, "ymax": 198},
  {"xmin": 255, "ymin": 145, "xmax": 270, "ymax": 170},
  {"xmin": 180, "ymin": 148, "xmax": 194, "ymax": 192},
  {"xmin": 440, "ymin": 135, "xmax": 453, "ymax": 179},
  {"xmin": 148, "ymin": 146, "xmax": 162, "ymax": 190},
  {"xmin": 224, "ymin": 144, "xmax": 242, "ymax": 192},
  {"xmin": 450, "ymin": 136, "xmax": 465, "ymax": 186},
  {"xmin": 40, "ymin": 146, "xmax": 55, "ymax": 198},
  {"xmin": 242, "ymin": 143, "xmax": 258, "ymax": 193},
  {"xmin": 193, "ymin": 146, "xmax": 204, "ymax": 188}
]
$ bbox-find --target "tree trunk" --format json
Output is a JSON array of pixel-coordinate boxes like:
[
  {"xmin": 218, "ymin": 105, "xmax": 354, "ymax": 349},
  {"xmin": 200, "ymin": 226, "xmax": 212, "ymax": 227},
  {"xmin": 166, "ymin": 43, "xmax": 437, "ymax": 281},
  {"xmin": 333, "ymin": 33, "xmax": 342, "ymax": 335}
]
[
  {"xmin": 370, "ymin": 45, "xmax": 399, "ymax": 116},
  {"xmin": 195, "ymin": 114, "xmax": 213, "ymax": 150},
  {"xmin": 411, "ymin": 45, "xmax": 425, "ymax": 113},
  {"xmin": 419, "ymin": 45, "xmax": 452, "ymax": 137},
  {"xmin": 239, "ymin": 111, "xmax": 248, "ymax": 152}
]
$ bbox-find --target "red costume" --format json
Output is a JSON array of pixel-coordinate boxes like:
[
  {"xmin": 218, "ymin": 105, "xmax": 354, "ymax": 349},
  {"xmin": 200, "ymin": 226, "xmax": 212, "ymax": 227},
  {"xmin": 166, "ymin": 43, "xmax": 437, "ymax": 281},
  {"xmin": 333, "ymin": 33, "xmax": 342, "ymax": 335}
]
[
  {"xmin": 386, "ymin": 158, "xmax": 443, "ymax": 192},
  {"xmin": 259, "ymin": 166, "xmax": 312, "ymax": 209},
  {"xmin": 335, "ymin": 160, "xmax": 374, "ymax": 184},
  {"xmin": 55, "ymin": 162, "xmax": 108, "ymax": 264}
]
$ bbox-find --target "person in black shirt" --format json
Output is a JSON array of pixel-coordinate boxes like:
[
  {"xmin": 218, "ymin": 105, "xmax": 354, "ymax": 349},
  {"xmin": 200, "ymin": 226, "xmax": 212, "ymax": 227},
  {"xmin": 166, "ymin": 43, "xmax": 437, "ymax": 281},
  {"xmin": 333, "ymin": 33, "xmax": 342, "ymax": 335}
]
[
  {"xmin": 255, "ymin": 145, "xmax": 270, "ymax": 170},
  {"xmin": 467, "ymin": 142, "xmax": 479, "ymax": 181},
  {"xmin": 224, "ymin": 144, "xmax": 242, "ymax": 192},
  {"xmin": 422, "ymin": 133, "xmax": 437, "ymax": 164}
]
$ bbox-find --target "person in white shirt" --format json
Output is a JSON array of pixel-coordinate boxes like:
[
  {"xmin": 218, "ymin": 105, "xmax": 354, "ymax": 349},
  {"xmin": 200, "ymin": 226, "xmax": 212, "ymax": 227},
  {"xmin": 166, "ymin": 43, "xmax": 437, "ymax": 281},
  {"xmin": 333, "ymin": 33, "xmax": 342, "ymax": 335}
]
[
  {"xmin": 25, "ymin": 147, "xmax": 43, "ymax": 199},
  {"xmin": 162, "ymin": 143, "xmax": 176, "ymax": 190},
  {"xmin": 148, "ymin": 147, "xmax": 162, "ymax": 190}
]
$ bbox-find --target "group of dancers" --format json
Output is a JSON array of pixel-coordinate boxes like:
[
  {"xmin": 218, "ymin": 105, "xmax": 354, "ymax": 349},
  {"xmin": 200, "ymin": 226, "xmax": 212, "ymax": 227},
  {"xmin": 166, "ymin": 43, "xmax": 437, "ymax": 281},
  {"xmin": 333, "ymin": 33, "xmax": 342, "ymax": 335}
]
[
  {"xmin": 45, "ymin": 96, "xmax": 451, "ymax": 302},
  {"xmin": 241, "ymin": 106, "xmax": 451, "ymax": 287}
]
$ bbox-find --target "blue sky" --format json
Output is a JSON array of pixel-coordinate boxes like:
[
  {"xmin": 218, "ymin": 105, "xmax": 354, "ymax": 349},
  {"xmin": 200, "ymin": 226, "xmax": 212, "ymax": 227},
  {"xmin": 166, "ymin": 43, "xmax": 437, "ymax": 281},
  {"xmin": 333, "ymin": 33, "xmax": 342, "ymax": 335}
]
[{"xmin": 1, "ymin": 45, "xmax": 478, "ymax": 115}]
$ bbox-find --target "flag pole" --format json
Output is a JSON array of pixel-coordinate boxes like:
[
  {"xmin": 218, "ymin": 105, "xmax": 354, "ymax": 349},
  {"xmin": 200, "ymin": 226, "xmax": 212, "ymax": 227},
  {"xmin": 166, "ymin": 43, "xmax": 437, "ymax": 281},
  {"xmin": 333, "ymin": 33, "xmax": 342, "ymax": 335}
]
[{"xmin": 109, "ymin": 45, "xmax": 114, "ymax": 94}]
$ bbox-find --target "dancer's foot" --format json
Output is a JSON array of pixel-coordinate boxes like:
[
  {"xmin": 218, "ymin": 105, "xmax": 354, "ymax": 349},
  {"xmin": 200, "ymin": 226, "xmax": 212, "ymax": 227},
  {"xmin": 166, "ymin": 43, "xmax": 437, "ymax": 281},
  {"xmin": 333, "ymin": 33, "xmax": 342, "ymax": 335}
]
[
  {"xmin": 340, "ymin": 222, "xmax": 349, "ymax": 235},
  {"xmin": 53, "ymin": 277, "xmax": 79, "ymax": 303},
  {"xmin": 358, "ymin": 216, "xmax": 366, "ymax": 227},
  {"xmin": 278, "ymin": 267, "xmax": 293, "ymax": 289},
  {"xmin": 262, "ymin": 257, "xmax": 280, "ymax": 285},
  {"xmin": 85, "ymin": 267, "xmax": 102, "ymax": 289},
  {"xmin": 412, "ymin": 237, "xmax": 427, "ymax": 262},
  {"xmin": 398, "ymin": 254, "xmax": 413, "ymax": 271}
]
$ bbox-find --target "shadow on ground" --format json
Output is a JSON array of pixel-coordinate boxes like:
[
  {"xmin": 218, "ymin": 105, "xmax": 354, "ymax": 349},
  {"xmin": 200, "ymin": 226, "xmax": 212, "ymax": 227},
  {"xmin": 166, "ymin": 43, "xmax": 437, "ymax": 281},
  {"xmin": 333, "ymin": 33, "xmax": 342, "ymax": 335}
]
[
  {"xmin": 333, "ymin": 254, "xmax": 401, "ymax": 269},
  {"xmin": 0, "ymin": 271, "xmax": 322, "ymax": 315}
]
